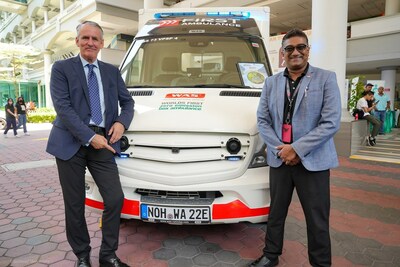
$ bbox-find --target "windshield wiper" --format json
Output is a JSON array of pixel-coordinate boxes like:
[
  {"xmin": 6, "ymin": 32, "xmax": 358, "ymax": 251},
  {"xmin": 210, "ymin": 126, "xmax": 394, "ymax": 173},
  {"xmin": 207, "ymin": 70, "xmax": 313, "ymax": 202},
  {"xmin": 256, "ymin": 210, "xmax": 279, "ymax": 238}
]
[
  {"xmin": 128, "ymin": 85, "xmax": 168, "ymax": 88},
  {"xmin": 128, "ymin": 84, "xmax": 253, "ymax": 89},
  {"xmin": 192, "ymin": 84, "xmax": 252, "ymax": 88}
]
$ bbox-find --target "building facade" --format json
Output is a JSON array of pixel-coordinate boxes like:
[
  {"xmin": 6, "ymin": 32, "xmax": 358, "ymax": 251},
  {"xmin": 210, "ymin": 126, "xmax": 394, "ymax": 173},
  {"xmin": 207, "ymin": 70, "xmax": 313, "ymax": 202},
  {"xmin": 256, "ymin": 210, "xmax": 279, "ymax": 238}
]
[{"xmin": 0, "ymin": 0, "xmax": 399, "ymax": 109}]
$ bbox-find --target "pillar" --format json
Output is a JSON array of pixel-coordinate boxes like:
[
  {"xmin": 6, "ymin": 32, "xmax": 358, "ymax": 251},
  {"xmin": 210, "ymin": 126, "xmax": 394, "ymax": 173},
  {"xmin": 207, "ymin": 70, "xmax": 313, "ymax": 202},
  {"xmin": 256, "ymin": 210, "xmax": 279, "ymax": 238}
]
[
  {"xmin": 44, "ymin": 50, "xmax": 53, "ymax": 108},
  {"xmin": 311, "ymin": 0, "xmax": 349, "ymax": 118},
  {"xmin": 144, "ymin": 0, "xmax": 164, "ymax": 9},
  {"xmin": 21, "ymin": 26, "xmax": 26, "ymax": 39},
  {"xmin": 43, "ymin": 7, "xmax": 49, "ymax": 24},
  {"xmin": 311, "ymin": 0, "xmax": 350, "ymax": 157},
  {"xmin": 380, "ymin": 67, "xmax": 397, "ymax": 110},
  {"xmin": 59, "ymin": 0, "xmax": 65, "ymax": 13},
  {"xmin": 31, "ymin": 18, "xmax": 36, "ymax": 33},
  {"xmin": 385, "ymin": 0, "xmax": 400, "ymax": 16}
]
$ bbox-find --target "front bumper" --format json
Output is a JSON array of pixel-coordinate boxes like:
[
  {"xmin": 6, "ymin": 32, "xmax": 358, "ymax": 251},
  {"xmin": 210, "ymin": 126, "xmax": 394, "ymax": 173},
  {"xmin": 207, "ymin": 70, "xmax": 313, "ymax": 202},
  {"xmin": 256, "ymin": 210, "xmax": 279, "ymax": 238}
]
[{"xmin": 85, "ymin": 167, "xmax": 270, "ymax": 224}]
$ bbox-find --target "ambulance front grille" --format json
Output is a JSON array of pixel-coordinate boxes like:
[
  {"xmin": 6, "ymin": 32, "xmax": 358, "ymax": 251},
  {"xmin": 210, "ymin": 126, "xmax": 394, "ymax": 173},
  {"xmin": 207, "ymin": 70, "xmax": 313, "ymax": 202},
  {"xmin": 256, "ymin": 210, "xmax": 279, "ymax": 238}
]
[{"xmin": 136, "ymin": 188, "xmax": 223, "ymax": 200}]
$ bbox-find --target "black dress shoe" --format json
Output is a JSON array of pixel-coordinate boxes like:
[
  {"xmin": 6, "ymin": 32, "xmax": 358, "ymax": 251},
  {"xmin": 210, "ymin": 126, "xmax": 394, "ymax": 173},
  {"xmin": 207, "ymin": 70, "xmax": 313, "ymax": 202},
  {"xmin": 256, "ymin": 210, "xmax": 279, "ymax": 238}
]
[
  {"xmin": 248, "ymin": 255, "xmax": 279, "ymax": 267},
  {"xmin": 76, "ymin": 257, "xmax": 91, "ymax": 267},
  {"xmin": 99, "ymin": 257, "xmax": 130, "ymax": 267}
]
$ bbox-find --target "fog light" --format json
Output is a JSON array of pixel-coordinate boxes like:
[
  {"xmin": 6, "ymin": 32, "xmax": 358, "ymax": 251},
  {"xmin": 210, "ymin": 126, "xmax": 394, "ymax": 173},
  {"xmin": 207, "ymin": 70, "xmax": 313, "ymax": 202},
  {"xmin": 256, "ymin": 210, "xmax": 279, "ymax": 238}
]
[
  {"xmin": 226, "ymin": 137, "xmax": 241, "ymax": 154},
  {"xmin": 120, "ymin": 136, "xmax": 130, "ymax": 152}
]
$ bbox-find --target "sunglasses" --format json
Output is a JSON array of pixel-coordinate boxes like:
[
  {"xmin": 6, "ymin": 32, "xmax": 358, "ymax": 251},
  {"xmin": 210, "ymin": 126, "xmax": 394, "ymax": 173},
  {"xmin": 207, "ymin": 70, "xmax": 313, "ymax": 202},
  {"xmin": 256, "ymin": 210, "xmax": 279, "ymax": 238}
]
[{"xmin": 282, "ymin": 44, "xmax": 309, "ymax": 53}]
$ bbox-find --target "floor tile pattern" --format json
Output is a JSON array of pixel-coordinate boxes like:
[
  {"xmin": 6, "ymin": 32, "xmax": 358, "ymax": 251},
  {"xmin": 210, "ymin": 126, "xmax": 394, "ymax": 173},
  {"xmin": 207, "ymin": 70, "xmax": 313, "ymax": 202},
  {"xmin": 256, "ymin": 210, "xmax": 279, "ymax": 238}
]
[{"xmin": 0, "ymin": 125, "xmax": 399, "ymax": 266}]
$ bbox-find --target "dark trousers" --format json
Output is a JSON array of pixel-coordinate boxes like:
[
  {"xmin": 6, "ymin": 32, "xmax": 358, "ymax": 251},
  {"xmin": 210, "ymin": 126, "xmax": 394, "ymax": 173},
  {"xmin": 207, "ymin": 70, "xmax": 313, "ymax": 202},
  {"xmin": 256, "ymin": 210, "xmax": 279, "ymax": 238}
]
[
  {"xmin": 56, "ymin": 146, "xmax": 124, "ymax": 260},
  {"xmin": 263, "ymin": 163, "xmax": 331, "ymax": 267},
  {"xmin": 364, "ymin": 115, "xmax": 381, "ymax": 138},
  {"xmin": 4, "ymin": 118, "xmax": 17, "ymax": 135}
]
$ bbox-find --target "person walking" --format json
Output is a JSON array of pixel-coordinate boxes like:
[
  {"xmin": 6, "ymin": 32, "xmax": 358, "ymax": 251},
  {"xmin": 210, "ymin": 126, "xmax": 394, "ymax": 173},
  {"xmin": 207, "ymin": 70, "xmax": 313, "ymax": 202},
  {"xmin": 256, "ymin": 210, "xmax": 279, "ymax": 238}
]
[
  {"xmin": 15, "ymin": 96, "xmax": 30, "ymax": 136},
  {"xmin": 46, "ymin": 21, "xmax": 134, "ymax": 267},
  {"xmin": 3, "ymin": 98, "xmax": 19, "ymax": 138},
  {"xmin": 374, "ymin": 86, "xmax": 391, "ymax": 134},
  {"xmin": 251, "ymin": 29, "xmax": 341, "ymax": 267}
]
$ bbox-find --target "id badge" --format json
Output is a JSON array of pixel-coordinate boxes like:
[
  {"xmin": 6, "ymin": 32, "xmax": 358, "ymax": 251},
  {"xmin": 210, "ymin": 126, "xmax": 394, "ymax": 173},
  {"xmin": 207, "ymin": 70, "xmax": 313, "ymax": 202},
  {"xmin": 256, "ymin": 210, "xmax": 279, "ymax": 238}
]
[{"xmin": 282, "ymin": 123, "xmax": 292, "ymax": 143}]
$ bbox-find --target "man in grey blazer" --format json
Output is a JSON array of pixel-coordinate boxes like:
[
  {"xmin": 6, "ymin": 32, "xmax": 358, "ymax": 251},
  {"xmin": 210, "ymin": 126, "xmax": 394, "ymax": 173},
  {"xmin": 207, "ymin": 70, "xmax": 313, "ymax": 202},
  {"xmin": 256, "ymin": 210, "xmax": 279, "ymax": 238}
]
[
  {"xmin": 46, "ymin": 21, "xmax": 134, "ymax": 267},
  {"xmin": 249, "ymin": 29, "xmax": 341, "ymax": 267}
]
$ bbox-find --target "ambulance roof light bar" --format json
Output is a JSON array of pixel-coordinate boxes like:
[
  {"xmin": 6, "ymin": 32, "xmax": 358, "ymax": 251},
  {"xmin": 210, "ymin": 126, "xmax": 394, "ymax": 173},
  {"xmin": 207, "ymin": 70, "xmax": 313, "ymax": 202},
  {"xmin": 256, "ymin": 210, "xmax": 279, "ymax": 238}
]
[{"xmin": 154, "ymin": 11, "xmax": 251, "ymax": 19}]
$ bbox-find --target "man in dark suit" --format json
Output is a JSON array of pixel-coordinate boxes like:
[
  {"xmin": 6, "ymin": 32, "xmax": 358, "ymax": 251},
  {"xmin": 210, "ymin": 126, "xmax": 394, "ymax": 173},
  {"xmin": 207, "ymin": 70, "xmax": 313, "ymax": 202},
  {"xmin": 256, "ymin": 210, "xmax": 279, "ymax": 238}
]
[
  {"xmin": 46, "ymin": 21, "xmax": 134, "ymax": 267},
  {"xmin": 250, "ymin": 29, "xmax": 341, "ymax": 267}
]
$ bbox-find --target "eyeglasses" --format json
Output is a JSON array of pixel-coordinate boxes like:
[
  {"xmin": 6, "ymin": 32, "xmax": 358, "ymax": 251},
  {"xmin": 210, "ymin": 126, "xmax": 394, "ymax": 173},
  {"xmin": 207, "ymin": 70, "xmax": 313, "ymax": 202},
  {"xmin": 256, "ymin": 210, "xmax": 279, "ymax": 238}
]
[{"xmin": 282, "ymin": 44, "xmax": 309, "ymax": 53}]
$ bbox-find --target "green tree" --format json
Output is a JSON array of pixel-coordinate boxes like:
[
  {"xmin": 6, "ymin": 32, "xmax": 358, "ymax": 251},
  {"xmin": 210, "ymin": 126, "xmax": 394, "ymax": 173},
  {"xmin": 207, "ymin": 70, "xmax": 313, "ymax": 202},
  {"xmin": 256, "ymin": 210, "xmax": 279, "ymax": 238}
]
[
  {"xmin": 348, "ymin": 76, "xmax": 365, "ymax": 112},
  {"xmin": 0, "ymin": 43, "xmax": 41, "ymax": 98}
]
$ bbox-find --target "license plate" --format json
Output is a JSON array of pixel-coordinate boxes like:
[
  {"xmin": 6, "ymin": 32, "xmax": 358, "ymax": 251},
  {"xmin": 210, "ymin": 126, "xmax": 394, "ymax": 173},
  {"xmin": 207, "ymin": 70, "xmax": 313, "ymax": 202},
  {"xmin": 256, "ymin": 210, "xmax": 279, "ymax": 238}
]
[{"xmin": 140, "ymin": 204, "xmax": 211, "ymax": 224}]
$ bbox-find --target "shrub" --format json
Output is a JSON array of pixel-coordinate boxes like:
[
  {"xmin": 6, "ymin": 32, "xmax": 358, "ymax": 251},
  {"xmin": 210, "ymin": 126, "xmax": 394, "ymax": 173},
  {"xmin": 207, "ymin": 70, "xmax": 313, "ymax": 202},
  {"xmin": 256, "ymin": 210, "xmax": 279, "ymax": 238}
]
[{"xmin": 27, "ymin": 108, "xmax": 56, "ymax": 123}]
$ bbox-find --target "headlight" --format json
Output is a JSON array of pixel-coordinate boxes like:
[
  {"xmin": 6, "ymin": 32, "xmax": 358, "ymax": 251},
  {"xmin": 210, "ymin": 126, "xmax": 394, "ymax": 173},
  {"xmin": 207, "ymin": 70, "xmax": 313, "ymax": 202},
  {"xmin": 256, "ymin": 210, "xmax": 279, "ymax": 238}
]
[
  {"xmin": 120, "ymin": 136, "xmax": 130, "ymax": 152},
  {"xmin": 226, "ymin": 137, "xmax": 241, "ymax": 154},
  {"xmin": 248, "ymin": 137, "xmax": 268, "ymax": 168}
]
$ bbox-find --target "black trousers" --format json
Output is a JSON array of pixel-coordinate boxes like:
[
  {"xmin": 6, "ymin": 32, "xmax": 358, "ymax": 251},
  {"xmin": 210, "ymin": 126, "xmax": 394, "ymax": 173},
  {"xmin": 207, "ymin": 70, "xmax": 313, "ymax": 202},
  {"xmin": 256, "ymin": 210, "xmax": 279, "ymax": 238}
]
[
  {"xmin": 263, "ymin": 163, "xmax": 331, "ymax": 267},
  {"xmin": 56, "ymin": 146, "xmax": 124, "ymax": 260}
]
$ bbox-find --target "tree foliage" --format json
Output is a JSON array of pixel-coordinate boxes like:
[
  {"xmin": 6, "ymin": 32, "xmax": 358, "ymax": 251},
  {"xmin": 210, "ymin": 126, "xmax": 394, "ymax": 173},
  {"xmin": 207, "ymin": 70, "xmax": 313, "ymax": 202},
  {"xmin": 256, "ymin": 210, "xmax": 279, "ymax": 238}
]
[
  {"xmin": 348, "ymin": 75, "xmax": 365, "ymax": 112},
  {"xmin": 0, "ymin": 43, "xmax": 41, "ymax": 97}
]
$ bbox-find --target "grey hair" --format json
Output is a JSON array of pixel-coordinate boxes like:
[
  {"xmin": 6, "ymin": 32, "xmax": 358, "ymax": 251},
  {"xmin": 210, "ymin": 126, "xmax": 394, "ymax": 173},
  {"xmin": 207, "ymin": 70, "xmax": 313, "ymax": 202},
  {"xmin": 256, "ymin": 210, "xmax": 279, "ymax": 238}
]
[{"xmin": 76, "ymin": 21, "xmax": 104, "ymax": 39}]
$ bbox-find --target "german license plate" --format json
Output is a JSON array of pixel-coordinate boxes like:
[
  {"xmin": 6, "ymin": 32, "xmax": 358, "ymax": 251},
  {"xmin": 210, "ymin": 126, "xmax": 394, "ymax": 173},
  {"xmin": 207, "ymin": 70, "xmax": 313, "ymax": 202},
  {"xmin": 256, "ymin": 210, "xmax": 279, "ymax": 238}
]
[{"xmin": 140, "ymin": 204, "xmax": 211, "ymax": 224}]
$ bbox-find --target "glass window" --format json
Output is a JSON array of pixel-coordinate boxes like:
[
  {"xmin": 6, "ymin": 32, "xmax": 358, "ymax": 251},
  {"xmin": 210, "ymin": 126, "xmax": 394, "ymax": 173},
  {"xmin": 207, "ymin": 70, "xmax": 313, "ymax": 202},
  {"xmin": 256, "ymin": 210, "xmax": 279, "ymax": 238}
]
[{"xmin": 121, "ymin": 36, "xmax": 271, "ymax": 88}]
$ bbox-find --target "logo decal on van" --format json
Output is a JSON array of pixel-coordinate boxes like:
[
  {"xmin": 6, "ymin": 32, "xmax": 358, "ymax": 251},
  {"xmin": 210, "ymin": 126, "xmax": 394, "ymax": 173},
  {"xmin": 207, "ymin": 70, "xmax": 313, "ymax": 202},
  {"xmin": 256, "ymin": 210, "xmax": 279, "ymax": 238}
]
[
  {"xmin": 165, "ymin": 93, "xmax": 205, "ymax": 98},
  {"xmin": 159, "ymin": 93, "xmax": 205, "ymax": 111},
  {"xmin": 159, "ymin": 20, "xmax": 181, "ymax": 27}
]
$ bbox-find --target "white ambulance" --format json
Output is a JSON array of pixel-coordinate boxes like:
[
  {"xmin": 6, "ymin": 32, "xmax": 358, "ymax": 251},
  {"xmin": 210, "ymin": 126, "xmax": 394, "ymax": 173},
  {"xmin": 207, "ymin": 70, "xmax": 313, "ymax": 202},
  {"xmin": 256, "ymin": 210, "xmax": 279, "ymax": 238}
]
[{"xmin": 85, "ymin": 7, "xmax": 273, "ymax": 224}]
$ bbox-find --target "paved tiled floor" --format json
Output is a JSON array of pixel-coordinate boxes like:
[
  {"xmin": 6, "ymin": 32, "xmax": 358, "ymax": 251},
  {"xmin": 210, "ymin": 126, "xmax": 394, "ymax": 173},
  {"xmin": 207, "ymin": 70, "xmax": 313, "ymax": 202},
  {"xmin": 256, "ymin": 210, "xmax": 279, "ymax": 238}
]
[{"xmin": 1, "ymin": 125, "xmax": 399, "ymax": 266}]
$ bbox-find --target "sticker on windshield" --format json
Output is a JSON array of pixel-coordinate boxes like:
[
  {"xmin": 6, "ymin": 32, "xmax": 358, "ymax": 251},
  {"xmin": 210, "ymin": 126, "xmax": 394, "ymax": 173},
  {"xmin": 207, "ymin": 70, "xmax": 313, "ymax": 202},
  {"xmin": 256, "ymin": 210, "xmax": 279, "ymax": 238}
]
[
  {"xmin": 237, "ymin": 62, "xmax": 268, "ymax": 88},
  {"xmin": 159, "ymin": 93, "xmax": 205, "ymax": 111}
]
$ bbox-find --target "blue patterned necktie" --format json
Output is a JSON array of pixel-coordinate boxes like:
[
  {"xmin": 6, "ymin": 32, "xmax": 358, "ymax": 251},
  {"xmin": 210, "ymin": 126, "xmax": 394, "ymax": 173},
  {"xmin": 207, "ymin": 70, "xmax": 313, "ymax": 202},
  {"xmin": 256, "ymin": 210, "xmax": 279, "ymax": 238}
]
[{"xmin": 87, "ymin": 64, "xmax": 102, "ymax": 125}]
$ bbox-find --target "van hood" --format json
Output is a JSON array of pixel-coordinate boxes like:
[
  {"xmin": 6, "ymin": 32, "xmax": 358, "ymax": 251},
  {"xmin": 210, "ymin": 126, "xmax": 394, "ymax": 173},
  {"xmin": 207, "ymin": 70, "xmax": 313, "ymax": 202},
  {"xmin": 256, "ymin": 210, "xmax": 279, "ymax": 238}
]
[{"xmin": 128, "ymin": 88, "xmax": 260, "ymax": 135}]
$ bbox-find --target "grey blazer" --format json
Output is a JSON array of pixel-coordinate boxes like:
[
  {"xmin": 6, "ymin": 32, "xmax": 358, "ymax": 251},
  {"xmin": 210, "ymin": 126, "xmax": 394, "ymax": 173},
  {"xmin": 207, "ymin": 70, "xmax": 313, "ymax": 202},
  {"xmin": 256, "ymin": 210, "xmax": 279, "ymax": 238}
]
[{"xmin": 257, "ymin": 64, "xmax": 341, "ymax": 171}]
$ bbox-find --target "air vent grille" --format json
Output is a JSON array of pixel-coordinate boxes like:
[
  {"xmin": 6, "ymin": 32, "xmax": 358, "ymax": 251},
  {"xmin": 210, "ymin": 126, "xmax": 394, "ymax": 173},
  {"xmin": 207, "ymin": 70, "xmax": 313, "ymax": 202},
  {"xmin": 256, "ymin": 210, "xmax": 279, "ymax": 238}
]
[
  {"xmin": 220, "ymin": 91, "xmax": 261, "ymax": 97},
  {"xmin": 130, "ymin": 90, "xmax": 153, "ymax": 96}
]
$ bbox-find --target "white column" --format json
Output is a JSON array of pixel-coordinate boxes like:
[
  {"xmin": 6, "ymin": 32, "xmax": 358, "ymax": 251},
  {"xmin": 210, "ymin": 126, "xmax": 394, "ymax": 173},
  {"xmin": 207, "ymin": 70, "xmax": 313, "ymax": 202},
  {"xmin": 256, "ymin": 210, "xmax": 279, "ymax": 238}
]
[
  {"xmin": 43, "ymin": 7, "xmax": 49, "ymax": 24},
  {"xmin": 59, "ymin": 0, "xmax": 65, "ymax": 13},
  {"xmin": 21, "ymin": 26, "xmax": 26, "ymax": 39},
  {"xmin": 380, "ymin": 67, "xmax": 397, "ymax": 110},
  {"xmin": 144, "ymin": 0, "xmax": 164, "ymax": 9},
  {"xmin": 385, "ymin": 0, "xmax": 400, "ymax": 16},
  {"xmin": 31, "ymin": 19, "xmax": 36, "ymax": 33},
  {"xmin": 12, "ymin": 33, "xmax": 17, "ymax": 43},
  {"xmin": 44, "ymin": 50, "xmax": 53, "ymax": 108},
  {"xmin": 311, "ymin": 0, "xmax": 349, "ymax": 119},
  {"xmin": 37, "ymin": 80, "xmax": 42, "ymax": 108}
]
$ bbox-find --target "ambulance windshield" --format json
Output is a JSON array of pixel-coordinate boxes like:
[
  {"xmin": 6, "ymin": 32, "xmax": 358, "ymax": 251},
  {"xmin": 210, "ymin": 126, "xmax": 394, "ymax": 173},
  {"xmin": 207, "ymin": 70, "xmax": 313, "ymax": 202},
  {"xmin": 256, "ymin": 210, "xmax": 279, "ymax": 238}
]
[{"xmin": 120, "ymin": 35, "xmax": 270, "ymax": 88}]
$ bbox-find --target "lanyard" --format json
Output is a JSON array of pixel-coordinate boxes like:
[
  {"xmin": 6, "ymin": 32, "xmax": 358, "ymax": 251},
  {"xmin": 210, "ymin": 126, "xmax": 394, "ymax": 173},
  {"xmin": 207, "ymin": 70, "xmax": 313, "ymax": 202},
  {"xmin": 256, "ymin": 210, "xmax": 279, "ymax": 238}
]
[{"xmin": 285, "ymin": 78, "xmax": 302, "ymax": 124}]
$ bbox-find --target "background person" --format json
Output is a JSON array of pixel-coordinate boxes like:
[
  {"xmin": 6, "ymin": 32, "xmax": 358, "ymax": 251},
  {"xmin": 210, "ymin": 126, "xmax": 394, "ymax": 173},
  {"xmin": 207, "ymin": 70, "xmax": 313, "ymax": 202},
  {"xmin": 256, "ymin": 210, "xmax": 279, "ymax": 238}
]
[
  {"xmin": 15, "ymin": 96, "xmax": 30, "ymax": 136},
  {"xmin": 364, "ymin": 83, "xmax": 374, "ymax": 108},
  {"xmin": 252, "ymin": 28, "xmax": 341, "ymax": 267},
  {"xmin": 3, "ymin": 98, "xmax": 19, "ymax": 138},
  {"xmin": 46, "ymin": 21, "xmax": 134, "ymax": 267},
  {"xmin": 374, "ymin": 86, "xmax": 391, "ymax": 134},
  {"xmin": 356, "ymin": 91, "xmax": 380, "ymax": 146}
]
